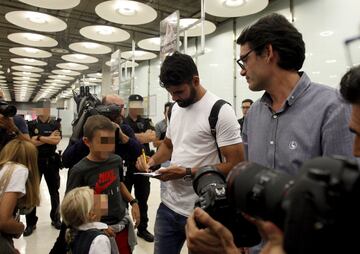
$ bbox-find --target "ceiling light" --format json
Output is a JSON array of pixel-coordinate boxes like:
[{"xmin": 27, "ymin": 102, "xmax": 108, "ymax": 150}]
[
  {"xmin": 26, "ymin": 12, "xmax": 48, "ymax": 24},
  {"xmin": 223, "ymin": 0, "xmax": 246, "ymax": 8},
  {"xmin": 149, "ymin": 38, "xmax": 160, "ymax": 45},
  {"xmin": 25, "ymin": 33, "xmax": 44, "ymax": 42},
  {"xmin": 117, "ymin": 3, "xmax": 137, "ymax": 16},
  {"xmin": 23, "ymin": 66, "xmax": 33, "ymax": 69},
  {"xmin": 22, "ymin": 72, "xmax": 32, "ymax": 75},
  {"xmin": 74, "ymin": 54, "xmax": 87, "ymax": 59},
  {"xmin": 25, "ymin": 47, "xmax": 39, "ymax": 53},
  {"xmin": 96, "ymin": 26, "xmax": 114, "ymax": 35},
  {"xmin": 24, "ymin": 58, "xmax": 35, "ymax": 62},
  {"xmin": 83, "ymin": 42, "xmax": 98, "ymax": 49}
]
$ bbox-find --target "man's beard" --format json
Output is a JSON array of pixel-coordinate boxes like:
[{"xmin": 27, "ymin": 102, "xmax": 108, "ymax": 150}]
[{"xmin": 177, "ymin": 85, "xmax": 197, "ymax": 108}]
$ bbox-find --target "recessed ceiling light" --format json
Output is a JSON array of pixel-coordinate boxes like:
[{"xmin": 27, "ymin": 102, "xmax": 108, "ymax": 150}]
[
  {"xmin": 96, "ymin": 26, "xmax": 114, "ymax": 35},
  {"xmin": 117, "ymin": 3, "xmax": 137, "ymax": 16},
  {"xmin": 223, "ymin": 0, "xmax": 246, "ymax": 8},
  {"xmin": 329, "ymin": 75, "xmax": 337, "ymax": 78},
  {"xmin": 25, "ymin": 47, "xmax": 39, "ymax": 53},
  {"xmin": 26, "ymin": 12, "xmax": 48, "ymax": 24},
  {"xmin": 312, "ymin": 71, "xmax": 320, "ymax": 74},
  {"xmin": 83, "ymin": 42, "xmax": 99, "ymax": 49},
  {"xmin": 320, "ymin": 30, "xmax": 334, "ymax": 37},
  {"xmin": 74, "ymin": 54, "xmax": 87, "ymax": 59}
]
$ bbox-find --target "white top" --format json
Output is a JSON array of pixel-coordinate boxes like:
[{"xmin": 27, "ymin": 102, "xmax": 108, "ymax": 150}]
[
  {"xmin": 77, "ymin": 222, "xmax": 111, "ymax": 254},
  {"xmin": 163, "ymin": 91, "xmax": 242, "ymax": 216},
  {"xmin": 0, "ymin": 162, "xmax": 28, "ymax": 197}
]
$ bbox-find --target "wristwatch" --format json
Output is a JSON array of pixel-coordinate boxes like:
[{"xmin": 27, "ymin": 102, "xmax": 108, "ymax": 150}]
[
  {"xmin": 130, "ymin": 198, "xmax": 138, "ymax": 205},
  {"xmin": 183, "ymin": 167, "xmax": 192, "ymax": 181}
]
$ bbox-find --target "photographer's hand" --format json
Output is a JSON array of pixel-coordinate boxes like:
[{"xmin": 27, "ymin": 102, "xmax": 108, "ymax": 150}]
[
  {"xmin": 253, "ymin": 219, "xmax": 285, "ymax": 254},
  {"xmin": 186, "ymin": 207, "xmax": 239, "ymax": 254}
]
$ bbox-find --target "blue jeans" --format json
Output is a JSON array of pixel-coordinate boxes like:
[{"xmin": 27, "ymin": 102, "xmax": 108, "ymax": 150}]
[{"xmin": 154, "ymin": 203, "xmax": 188, "ymax": 254}]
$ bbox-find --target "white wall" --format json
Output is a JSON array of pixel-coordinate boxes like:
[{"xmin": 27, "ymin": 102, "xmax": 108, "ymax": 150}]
[{"xmin": 131, "ymin": 0, "xmax": 360, "ymax": 124}]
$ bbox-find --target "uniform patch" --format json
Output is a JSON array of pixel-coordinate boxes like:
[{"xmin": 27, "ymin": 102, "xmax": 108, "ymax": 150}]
[{"xmin": 289, "ymin": 141, "xmax": 297, "ymax": 150}]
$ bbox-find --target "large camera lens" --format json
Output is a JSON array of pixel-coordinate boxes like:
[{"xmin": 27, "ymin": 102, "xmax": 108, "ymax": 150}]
[
  {"xmin": 193, "ymin": 166, "xmax": 226, "ymax": 196},
  {"xmin": 227, "ymin": 162, "xmax": 294, "ymax": 228},
  {"xmin": 193, "ymin": 166, "xmax": 261, "ymax": 247}
]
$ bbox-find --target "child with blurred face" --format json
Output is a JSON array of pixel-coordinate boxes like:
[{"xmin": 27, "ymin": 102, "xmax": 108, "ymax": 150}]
[{"xmin": 61, "ymin": 186, "xmax": 111, "ymax": 254}]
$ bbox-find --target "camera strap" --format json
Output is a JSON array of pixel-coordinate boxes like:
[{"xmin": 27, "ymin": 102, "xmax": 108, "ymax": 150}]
[{"xmin": 208, "ymin": 99, "xmax": 230, "ymax": 163}]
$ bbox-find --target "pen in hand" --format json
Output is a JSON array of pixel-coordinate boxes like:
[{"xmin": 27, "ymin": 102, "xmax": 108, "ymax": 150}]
[{"xmin": 142, "ymin": 149, "xmax": 147, "ymax": 163}]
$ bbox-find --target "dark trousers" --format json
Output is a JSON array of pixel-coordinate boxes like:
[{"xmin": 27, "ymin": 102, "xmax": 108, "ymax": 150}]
[
  {"xmin": 26, "ymin": 156, "xmax": 61, "ymax": 226},
  {"xmin": 125, "ymin": 168, "xmax": 150, "ymax": 232}
]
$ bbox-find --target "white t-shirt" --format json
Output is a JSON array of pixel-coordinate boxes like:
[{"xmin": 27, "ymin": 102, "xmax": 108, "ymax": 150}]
[
  {"xmin": 77, "ymin": 222, "xmax": 111, "ymax": 254},
  {"xmin": 163, "ymin": 91, "xmax": 242, "ymax": 217},
  {"xmin": 0, "ymin": 162, "xmax": 28, "ymax": 197}
]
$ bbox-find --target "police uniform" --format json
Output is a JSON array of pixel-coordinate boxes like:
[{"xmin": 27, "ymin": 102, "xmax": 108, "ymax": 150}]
[
  {"xmin": 25, "ymin": 117, "xmax": 61, "ymax": 230},
  {"xmin": 123, "ymin": 94, "xmax": 155, "ymax": 239}
]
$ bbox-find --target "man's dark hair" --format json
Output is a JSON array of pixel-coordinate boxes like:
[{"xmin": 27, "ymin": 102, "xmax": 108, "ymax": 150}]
[
  {"xmin": 159, "ymin": 51, "xmax": 198, "ymax": 88},
  {"xmin": 242, "ymin": 99, "xmax": 254, "ymax": 105},
  {"xmin": 83, "ymin": 115, "xmax": 115, "ymax": 140},
  {"xmin": 237, "ymin": 13, "xmax": 305, "ymax": 71},
  {"xmin": 340, "ymin": 66, "xmax": 360, "ymax": 104}
]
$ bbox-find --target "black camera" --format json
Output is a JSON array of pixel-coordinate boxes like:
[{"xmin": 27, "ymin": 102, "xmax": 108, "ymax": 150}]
[
  {"xmin": 0, "ymin": 99, "xmax": 17, "ymax": 117},
  {"xmin": 195, "ymin": 156, "xmax": 360, "ymax": 254},
  {"xmin": 70, "ymin": 87, "xmax": 121, "ymax": 143},
  {"xmin": 193, "ymin": 166, "xmax": 261, "ymax": 247}
]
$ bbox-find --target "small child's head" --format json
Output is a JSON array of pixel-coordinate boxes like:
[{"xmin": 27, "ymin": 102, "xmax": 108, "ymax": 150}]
[
  {"xmin": 61, "ymin": 186, "xmax": 108, "ymax": 228},
  {"xmin": 83, "ymin": 115, "xmax": 116, "ymax": 154}
]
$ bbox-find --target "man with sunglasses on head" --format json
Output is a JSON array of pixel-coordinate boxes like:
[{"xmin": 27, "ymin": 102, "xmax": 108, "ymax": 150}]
[{"xmin": 185, "ymin": 13, "xmax": 355, "ymax": 254}]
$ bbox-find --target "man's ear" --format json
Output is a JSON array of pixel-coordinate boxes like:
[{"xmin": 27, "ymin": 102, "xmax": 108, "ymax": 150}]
[
  {"xmin": 192, "ymin": 76, "xmax": 200, "ymax": 87},
  {"xmin": 265, "ymin": 44, "xmax": 276, "ymax": 64},
  {"xmin": 83, "ymin": 136, "xmax": 91, "ymax": 148}
]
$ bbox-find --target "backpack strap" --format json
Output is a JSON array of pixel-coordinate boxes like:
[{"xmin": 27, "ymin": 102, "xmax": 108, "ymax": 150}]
[{"xmin": 208, "ymin": 99, "xmax": 230, "ymax": 163}]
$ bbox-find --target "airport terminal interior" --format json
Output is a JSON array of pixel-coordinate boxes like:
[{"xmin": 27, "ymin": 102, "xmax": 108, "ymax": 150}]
[{"xmin": 0, "ymin": 0, "xmax": 360, "ymax": 253}]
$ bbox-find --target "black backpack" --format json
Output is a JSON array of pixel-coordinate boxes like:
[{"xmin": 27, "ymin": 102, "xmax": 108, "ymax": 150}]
[
  {"xmin": 208, "ymin": 99, "xmax": 230, "ymax": 163},
  {"xmin": 170, "ymin": 99, "xmax": 230, "ymax": 163}
]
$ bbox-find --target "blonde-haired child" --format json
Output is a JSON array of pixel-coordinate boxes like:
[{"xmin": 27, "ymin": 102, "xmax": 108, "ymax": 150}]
[{"xmin": 61, "ymin": 186, "xmax": 113, "ymax": 254}]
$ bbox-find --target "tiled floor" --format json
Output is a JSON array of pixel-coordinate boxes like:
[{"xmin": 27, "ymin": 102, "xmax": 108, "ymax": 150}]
[{"xmin": 14, "ymin": 138, "xmax": 188, "ymax": 254}]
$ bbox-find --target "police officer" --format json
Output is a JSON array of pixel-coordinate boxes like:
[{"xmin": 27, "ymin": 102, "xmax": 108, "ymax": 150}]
[
  {"xmin": 124, "ymin": 94, "xmax": 156, "ymax": 242},
  {"xmin": 24, "ymin": 99, "xmax": 62, "ymax": 236}
]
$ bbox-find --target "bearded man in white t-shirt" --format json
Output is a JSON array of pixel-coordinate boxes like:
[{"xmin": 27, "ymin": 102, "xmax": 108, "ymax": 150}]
[{"xmin": 136, "ymin": 51, "xmax": 244, "ymax": 254}]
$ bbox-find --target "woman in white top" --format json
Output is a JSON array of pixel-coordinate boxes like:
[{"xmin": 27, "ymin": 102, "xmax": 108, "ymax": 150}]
[
  {"xmin": 0, "ymin": 139, "xmax": 40, "ymax": 252},
  {"xmin": 61, "ymin": 186, "xmax": 113, "ymax": 254}
]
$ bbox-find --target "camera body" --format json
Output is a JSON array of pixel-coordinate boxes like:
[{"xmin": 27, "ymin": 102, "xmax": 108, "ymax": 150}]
[
  {"xmin": 193, "ymin": 166, "xmax": 261, "ymax": 247},
  {"xmin": 0, "ymin": 99, "xmax": 17, "ymax": 117},
  {"xmin": 70, "ymin": 87, "xmax": 121, "ymax": 143},
  {"xmin": 194, "ymin": 156, "xmax": 360, "ymax": 254}
]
